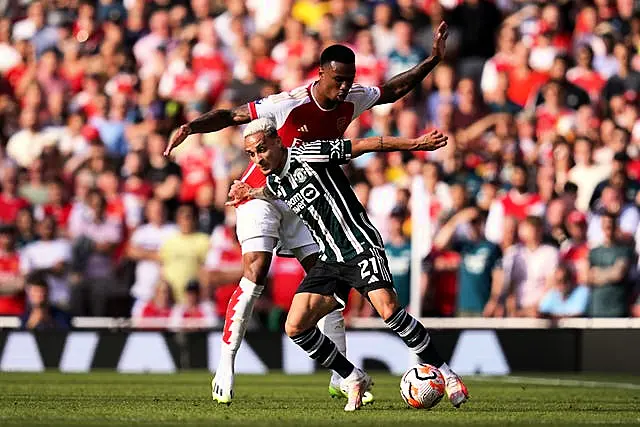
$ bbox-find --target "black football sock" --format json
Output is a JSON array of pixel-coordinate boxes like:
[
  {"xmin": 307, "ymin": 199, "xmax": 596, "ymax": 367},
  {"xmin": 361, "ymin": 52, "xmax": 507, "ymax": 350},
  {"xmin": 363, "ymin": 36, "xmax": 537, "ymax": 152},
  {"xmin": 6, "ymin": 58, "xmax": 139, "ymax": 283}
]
[
  {"xmin": 385, "ymin": 308, "xmax": 444, "ymax": 367},
  {"xmin": 290, "ymin": 327, "xmax": 354, "ymax": 379}
]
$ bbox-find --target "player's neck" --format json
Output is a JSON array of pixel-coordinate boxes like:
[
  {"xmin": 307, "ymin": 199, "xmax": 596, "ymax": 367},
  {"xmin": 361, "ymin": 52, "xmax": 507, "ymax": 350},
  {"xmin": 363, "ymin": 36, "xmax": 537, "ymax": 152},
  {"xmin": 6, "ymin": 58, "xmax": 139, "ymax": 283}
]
[
  {"xmin": 273, "ymin": 147, "xmax": 288, "ymax": 175},
  {"xmin": 312, "ymin": 82, "xmax": 338, "ymax": 110}
]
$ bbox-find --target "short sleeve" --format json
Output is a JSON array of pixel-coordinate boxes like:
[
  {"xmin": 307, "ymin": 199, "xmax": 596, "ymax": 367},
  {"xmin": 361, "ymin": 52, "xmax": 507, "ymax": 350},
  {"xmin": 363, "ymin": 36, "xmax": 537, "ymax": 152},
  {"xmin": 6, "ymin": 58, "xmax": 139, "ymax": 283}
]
[
  {"xmin": 247, "ymin": 86, "xmax": 308, "ymax": 128},
  {"xmin": 293, "ymin": 139, "xmax": 352, "ymax": 164},
  {"xmin": 346, "ymin": 84, "xmax": 381, "ymax": 120}
]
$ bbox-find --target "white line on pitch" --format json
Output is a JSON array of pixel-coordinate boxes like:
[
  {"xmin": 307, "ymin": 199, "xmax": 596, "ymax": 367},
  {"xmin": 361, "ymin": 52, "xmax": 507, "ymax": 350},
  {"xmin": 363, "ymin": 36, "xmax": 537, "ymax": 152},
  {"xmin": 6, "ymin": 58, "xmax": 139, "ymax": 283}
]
[{"xmin": 471, "ymin": 375, "xmax": 640, "ymax": 390}]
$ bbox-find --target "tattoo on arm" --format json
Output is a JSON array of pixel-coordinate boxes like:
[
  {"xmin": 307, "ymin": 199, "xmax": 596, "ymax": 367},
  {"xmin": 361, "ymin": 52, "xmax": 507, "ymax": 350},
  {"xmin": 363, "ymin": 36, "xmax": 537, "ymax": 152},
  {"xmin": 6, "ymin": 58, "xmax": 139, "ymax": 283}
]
[
  {"xmin": 249, "ymin": 186, "xmax": 275, "ymax": 201},
  {"xmin": 377, "ymin": 56, "xmax": 441, "ymax": 105},
  {"xmin": 189, "ymin": 104, "xmax": 252, "ymax": 134},
  {"xmin": 379, "ymin": 135, "xmax": 383, "ymax": 150}
]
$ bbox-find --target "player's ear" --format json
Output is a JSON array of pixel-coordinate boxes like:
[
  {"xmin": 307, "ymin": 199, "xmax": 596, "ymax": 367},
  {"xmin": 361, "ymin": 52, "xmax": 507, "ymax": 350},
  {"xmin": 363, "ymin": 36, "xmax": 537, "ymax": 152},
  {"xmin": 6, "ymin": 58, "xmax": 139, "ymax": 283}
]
[{"xmin": 318, "ymin": 65, "xmax": 324, "ymax": 79}]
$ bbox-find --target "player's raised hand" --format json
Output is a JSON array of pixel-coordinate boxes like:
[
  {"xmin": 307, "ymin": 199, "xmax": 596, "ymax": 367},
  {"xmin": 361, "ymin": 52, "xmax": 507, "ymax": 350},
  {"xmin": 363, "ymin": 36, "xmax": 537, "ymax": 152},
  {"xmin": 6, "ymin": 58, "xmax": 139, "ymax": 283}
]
[
  {"xmin": 164, "ymin": 124, "xmax": 192, "ymax": 157},
  {"xmin": 432, "ymin": 21, "xmax": 448, "ymax": 59},
  {"xmin": 415, "ymin": 129, "xmax": 448, "ymax": 151},
  {"xmin": 226, "ymin": 180, "xmax": 252, "ymax": 207}
]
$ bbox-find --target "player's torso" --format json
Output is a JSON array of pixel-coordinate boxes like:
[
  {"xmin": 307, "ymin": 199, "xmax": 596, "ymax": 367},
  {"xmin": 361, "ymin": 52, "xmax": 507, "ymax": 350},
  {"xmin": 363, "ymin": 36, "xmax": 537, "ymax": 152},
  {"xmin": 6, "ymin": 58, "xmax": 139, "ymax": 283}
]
[
  {"xmin": 273, "ymin": 158, "xmax": 382, "ymax": 262},
  {"xmin": 243, "ymin": 85, "xmax": 356, "ymax": 188}
]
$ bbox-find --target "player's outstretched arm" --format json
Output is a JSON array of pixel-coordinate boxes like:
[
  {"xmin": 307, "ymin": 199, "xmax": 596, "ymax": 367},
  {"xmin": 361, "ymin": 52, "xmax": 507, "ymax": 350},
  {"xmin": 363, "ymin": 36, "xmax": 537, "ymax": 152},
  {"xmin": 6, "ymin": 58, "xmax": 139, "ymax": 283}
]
[
  {"xmin": 351, "ymin": 129, "xmax": 448, "ymax": 158},
  {"xmin": 376, "ymin": 21, "xmax": 448, "ymax": 105},
  {"xmin": 163, "ymin": 105, "xmax": 252, "ymax": 156}
]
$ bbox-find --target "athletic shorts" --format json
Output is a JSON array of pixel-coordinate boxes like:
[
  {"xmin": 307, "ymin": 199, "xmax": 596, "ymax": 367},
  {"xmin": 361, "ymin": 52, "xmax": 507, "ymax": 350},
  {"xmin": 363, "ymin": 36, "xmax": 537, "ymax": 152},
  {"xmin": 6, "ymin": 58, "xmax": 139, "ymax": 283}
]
[
  {"xmin": 295, "ymin": 247, "xmax": 394, "ymax": 309},
  {"xmin": 235, "ymin": 198, "xmax": 318, "ymax": 258}
]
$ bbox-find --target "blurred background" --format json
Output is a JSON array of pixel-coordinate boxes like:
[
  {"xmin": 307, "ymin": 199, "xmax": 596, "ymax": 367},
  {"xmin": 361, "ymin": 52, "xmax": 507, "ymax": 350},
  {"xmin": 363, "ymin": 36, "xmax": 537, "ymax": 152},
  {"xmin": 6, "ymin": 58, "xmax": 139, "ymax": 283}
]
[{"xmin": 0, "ymin": 0, "xmax": 639, "ymax": 336}]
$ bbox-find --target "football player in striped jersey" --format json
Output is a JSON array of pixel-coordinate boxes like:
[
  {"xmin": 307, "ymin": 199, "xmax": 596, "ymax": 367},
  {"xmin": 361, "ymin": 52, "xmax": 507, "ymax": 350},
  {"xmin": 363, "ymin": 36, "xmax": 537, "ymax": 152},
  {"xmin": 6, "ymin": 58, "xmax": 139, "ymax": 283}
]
[{"xmin": 227, "ymin": 119, "xmax": 469, "ymax": 412}]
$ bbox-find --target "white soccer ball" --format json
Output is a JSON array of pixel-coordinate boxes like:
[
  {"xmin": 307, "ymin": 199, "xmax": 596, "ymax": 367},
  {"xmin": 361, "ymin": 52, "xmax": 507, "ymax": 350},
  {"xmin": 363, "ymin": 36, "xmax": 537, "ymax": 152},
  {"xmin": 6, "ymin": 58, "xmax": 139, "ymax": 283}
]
[{"xmin": 400, "ymin": 363, "xmax": 446, "ymax": 409}]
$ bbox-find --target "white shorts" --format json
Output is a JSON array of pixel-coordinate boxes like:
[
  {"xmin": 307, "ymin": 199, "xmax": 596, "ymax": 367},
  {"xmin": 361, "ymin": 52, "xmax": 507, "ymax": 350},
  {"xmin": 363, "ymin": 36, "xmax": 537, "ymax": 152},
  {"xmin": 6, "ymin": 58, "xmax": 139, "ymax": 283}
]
[{"xmin": 235, "ymin": 198, "xmax": 318, "ymax": 260}]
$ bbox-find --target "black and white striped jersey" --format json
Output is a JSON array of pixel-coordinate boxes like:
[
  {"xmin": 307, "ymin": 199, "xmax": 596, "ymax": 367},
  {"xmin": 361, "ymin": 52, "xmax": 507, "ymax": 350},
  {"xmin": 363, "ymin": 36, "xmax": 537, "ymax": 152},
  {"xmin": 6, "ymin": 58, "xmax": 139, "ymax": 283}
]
[{"xmin": 265, "ymin": 139, "xmax": 385, "ymax": 263}]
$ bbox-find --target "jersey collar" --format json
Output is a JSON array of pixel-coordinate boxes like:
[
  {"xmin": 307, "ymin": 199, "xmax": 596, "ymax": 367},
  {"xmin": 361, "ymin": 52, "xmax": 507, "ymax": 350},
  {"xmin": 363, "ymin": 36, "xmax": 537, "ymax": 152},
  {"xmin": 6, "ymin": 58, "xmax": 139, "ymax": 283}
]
[
  {"xmin": 278, "ymin": 148, "xmax": 293, "ymax": 179},
  {"xmin": 308, "ymin": 81, "xmax": 338, "ymax": 112}
]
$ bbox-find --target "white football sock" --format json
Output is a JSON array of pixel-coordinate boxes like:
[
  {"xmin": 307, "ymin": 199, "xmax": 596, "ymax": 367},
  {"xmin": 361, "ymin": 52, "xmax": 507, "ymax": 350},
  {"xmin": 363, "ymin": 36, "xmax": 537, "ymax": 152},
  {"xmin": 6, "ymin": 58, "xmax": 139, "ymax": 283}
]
[
  {"xmin": 317, "ymin": 309, "xmax": 347, "ymax": 382},
  {"xmin": 216, "ymin": 277, "xmax": 264, "ymax": 373}
]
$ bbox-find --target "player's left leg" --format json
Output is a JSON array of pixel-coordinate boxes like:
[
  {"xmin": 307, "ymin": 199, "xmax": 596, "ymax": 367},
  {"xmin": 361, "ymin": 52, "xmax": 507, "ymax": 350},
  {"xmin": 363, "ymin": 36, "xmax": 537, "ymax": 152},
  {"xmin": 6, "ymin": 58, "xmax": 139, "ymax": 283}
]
[
  {"xmin": 349, "ymin": 248, "xmax": 468, "ymax": 408},
  {"xmin": 367, "ymin": 287, "xmax": 469, "ymax": 408}
]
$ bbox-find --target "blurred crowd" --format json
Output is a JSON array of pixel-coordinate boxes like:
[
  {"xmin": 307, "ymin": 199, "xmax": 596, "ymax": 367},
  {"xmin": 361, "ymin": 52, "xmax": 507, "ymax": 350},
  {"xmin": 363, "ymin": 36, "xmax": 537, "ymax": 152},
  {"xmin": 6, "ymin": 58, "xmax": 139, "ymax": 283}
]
[{"xmin": 0, "ymin": 0, "xmax": 639, "ymax": 330}]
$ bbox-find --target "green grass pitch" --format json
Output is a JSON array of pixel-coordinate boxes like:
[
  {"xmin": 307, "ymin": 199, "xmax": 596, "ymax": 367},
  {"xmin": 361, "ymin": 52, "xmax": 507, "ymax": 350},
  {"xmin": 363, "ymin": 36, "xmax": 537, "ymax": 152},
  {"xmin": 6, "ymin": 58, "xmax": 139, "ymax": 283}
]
[{"xmin": 1, "ymin": 372, "xmax": 639, "ymax": 426}]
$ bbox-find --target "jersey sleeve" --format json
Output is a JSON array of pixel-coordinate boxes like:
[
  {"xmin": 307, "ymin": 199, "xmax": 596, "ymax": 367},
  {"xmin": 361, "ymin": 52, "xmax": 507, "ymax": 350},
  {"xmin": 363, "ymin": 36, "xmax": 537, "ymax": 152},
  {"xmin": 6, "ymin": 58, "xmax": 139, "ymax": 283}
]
[
  {"xmin": 293, "ymin": 139, "xmax": 352, "ymax": 164},
  {"xmin": 247, "ymin": 87, "xmax": 307, "ymax": 128},
  {"xmin": 346, "ymin": 84, "xmax": 381, "ymax": 120}
]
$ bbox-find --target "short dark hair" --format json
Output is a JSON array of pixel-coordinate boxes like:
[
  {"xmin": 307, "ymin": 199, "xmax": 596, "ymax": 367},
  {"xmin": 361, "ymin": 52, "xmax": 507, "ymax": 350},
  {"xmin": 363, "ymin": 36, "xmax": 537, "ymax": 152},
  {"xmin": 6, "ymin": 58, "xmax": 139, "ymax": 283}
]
[
  {"xmin": 320, "ymin": 45, "xmax": 355, "ymax": 66},
  {"xmin": 523, "ymin": 215, "xmax": 543, "ymax": 230},
  {"xmin": 26, "ymin": 270, "xmax": 48, "ymax": 288}
]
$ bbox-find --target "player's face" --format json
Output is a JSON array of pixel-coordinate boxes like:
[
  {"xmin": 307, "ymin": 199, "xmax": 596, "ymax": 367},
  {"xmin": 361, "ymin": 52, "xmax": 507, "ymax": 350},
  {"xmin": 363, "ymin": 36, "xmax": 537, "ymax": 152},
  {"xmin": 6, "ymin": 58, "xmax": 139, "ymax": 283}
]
[
  {"xmin": 244, "ymin": 132, "xmax": 285, "ymax": 175},
  {"xmin": 319, "ymin": 61, "xmax": 356, "ymax": 102}
]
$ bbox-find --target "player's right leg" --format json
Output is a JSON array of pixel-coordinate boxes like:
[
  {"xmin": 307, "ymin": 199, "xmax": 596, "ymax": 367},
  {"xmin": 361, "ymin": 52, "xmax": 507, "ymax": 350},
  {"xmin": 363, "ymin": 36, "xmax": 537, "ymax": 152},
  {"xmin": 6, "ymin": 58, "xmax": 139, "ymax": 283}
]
[
  {"xmin": 285, "ymin": 291, "xmax": 372, "ymax": 412},
  {"xmin": 212, "ymin": 199, "xmax": 280, "ymax": 405},
  {"xmin": 281, "ymin": 205, "xmax": 373, "ymax": 403},
  {"xmin": 286, "ymin": 263, "xmax": 372, "ymax": 411}
]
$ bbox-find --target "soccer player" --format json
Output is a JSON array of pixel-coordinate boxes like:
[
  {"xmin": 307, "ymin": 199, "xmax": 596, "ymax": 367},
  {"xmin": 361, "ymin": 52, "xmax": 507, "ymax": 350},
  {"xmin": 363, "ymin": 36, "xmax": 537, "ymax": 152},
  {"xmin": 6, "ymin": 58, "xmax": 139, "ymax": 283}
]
[
  {"xmin": 165, "ymin": 23, "xmax": 449, "ymax": 405},
  {"xmin": 226, "ymin": 119, "xmax": 468, "ymax": 411}
]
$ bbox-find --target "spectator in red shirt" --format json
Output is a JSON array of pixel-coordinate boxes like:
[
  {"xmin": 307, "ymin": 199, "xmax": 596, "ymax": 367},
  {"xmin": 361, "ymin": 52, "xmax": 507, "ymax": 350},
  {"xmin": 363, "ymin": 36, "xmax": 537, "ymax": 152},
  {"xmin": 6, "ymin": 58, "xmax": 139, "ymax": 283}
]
[
  {"xmin": 36, "ymin": 178, "xmax": 73, "ymax": 232},
  {"xmin": 485, "ymin": 164, "xmax": 545, "ymax": 244},
  {"xmin": 561, "ymin": 210, "xmax": 590, "ymax": 285},
  {"xmin": 535, "ymin": 80, "xmax": 576, "ymax": 142},
  {"xmin": 169, "ymin": 279, "xmax": 218, "ymax": 329},
  {"xmin": 507, "ymin": 42, "xmax": 548, "ymax": 108},
  {"xmin": 269, "ymin": 256, "xmax": 307, "ymax": 313},
  {"xmin": 132, "ymin": 279, "xmax": 175, "ymax": 323},
  {"xmin": 0, "ymin": 165, "xmax": 30, "ymax": 225},
  {"xmin": 0, "ymin": 225, "xmax": 24, "ymax": 315},
  {"xmin": 204, "ymin": 210, "xmax": 243, "ymax": 319},
  {"xmin": 422, "ymin": 248, "xmax": 459, "ymax": 317},
  {"xmin": 567, "ymin": 44, "xmax": 606, "ymax": 103}
]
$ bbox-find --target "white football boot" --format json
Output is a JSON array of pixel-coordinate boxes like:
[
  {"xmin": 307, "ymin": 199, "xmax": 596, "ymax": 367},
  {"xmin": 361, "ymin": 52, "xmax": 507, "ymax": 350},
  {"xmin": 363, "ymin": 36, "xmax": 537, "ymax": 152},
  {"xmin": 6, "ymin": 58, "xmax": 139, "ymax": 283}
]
[
  {"xmin": 211, "ymin": 367, "xmax": 234, "ymax": 405},
  {"xmin": 340, "ymin": 368, "xmax": 373, "ymax": 412},
  {"xmin": 445, "ymin": 372, "xmax": 469, "ymax": 408},
  {"xmin": 328, "ymin": 372, "xmax": 374, "ymax": 405}
]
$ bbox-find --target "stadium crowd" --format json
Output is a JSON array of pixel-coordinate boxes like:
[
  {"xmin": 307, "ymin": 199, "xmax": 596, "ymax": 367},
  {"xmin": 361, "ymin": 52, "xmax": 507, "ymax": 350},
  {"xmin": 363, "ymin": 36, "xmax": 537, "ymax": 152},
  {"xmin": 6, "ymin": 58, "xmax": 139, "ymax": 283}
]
[{"xmin": 0, "ymin": 0, "xmax": 639, "ymax": 330}]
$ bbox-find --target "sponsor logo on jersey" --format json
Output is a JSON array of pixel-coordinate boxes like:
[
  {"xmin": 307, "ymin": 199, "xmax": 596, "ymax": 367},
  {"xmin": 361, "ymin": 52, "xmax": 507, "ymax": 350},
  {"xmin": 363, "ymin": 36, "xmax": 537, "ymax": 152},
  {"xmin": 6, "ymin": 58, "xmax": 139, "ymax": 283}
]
[
  {"xmin": 286, "ymin": 183, "xmax": 320, "ymax": 214},
  {"xmin": 297, "ymin": 125, "xmax": 309, "ymax": 132},
  {"xmin": 329, "ymin": 140, "xmax": 343, "ymax": 159}
]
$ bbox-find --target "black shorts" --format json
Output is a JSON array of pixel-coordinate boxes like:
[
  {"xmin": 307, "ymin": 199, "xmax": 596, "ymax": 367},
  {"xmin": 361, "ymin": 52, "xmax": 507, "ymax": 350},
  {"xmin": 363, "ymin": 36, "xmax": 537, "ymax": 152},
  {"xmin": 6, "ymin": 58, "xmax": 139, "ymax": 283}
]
[{"xmin": 295, "ymin": 247, "xmax": 394, "ymax": 309}]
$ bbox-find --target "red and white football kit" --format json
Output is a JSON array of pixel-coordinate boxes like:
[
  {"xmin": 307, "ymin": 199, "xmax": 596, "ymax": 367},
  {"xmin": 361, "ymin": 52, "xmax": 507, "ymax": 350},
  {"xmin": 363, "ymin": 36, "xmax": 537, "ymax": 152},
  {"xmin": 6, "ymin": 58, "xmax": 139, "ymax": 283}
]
[{"xmin": 235, "ymin": 82, "xmax": 381, "ymax": 256}]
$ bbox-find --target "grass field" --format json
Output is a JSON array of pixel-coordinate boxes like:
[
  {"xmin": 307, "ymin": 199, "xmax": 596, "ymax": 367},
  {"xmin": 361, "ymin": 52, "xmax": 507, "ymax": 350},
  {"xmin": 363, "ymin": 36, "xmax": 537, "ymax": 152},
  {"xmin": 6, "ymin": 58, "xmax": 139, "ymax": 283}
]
[{"xmin": 1, "ymin": 372, "xmax": 639, "ymax": 426}]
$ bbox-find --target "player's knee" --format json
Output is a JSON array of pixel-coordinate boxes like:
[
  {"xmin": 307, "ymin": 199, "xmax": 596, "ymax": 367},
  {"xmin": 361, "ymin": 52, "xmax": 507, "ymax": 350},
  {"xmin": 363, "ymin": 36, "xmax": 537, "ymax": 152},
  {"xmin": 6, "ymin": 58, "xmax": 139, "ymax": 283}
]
[
  {"xmin": 284, "ymin": 318, "xmax": 306, "ymax": 338},
  {"xmin": 242, "ymin": 252, "xmax": 271, "ymax": 286},
  {"xmin": 376, "ymin": 299, "xmax": 400, "ymax": 321}
]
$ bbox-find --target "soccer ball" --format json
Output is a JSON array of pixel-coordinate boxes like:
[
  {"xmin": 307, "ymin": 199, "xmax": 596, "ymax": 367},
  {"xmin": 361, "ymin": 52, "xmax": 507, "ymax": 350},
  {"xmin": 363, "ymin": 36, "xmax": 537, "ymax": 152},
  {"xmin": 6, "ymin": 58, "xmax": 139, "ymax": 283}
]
[{"xmin": 400, "ymin": 363, "xmax": 446, "ymax": 409}]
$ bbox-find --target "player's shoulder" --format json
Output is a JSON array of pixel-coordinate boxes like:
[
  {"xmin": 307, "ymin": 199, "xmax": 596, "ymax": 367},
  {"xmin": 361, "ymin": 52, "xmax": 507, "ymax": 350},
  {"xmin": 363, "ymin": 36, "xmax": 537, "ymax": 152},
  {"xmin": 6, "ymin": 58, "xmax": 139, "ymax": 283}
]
[
  {"xmin": 345, "ymin": 83, "xmax": 378, "ymax": 99},
  {"xmin": 257, "ymin": 85, "xmax": 310, "ymax": 107},
  {"xmin": 344, "ymin": 84, "xmax": 381, "ymax": 111}
]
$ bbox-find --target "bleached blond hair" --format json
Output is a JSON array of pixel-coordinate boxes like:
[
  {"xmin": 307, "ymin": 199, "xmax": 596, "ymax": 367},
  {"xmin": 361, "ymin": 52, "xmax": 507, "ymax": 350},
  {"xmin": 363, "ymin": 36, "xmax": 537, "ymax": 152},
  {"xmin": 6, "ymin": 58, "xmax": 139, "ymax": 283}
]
[{"xmin": 243, "ymin": 117, "xmax": 278, "ymax": 139}]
